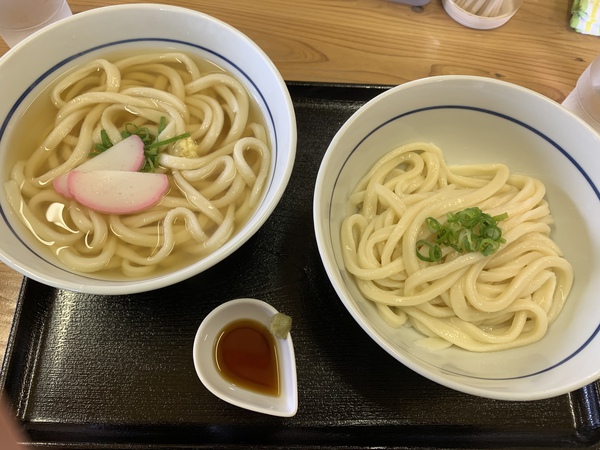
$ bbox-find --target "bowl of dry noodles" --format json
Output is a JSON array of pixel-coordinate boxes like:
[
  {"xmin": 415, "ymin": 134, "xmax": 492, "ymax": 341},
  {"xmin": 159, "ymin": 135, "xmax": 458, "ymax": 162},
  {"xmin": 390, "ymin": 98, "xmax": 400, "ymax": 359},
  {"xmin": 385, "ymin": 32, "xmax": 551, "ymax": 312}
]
[
  {"xmin": 0, "ymin": 4, "xmax": 296, "ymax": 294},
  {"xmin": 314, "ymin": 75, "xmax": 600, "ymax": 400}
]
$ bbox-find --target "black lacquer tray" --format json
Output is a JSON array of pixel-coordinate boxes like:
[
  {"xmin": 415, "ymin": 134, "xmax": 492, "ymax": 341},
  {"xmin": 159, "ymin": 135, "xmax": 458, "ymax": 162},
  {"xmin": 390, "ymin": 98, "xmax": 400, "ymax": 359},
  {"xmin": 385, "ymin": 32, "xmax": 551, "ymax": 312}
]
[{"xmin": 2, "ymin": 83, "xmax": 600, "ymax": 449}]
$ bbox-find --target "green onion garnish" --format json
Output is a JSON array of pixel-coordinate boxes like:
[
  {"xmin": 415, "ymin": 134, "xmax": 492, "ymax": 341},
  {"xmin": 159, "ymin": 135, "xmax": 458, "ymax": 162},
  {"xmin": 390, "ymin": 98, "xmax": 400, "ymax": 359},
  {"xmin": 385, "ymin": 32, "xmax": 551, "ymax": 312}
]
[
  {"xmin": 416, "ymin": 207, "xmax": 508, "ymax": 262},
  {"xmin": 91, "ymin": 117, "xmax": 190, "ymax": 173}
]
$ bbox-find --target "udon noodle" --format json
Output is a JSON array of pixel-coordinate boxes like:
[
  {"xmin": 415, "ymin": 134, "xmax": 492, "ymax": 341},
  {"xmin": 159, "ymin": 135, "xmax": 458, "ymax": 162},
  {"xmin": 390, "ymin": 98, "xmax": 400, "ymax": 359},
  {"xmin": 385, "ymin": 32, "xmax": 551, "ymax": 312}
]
[
  {"xmin": 340, "ymin": 142, "xmax": 573, "ymax": 352},
  {"xmin": 3, "ymin": 51, "xmax": 271, "ymax": 279}
]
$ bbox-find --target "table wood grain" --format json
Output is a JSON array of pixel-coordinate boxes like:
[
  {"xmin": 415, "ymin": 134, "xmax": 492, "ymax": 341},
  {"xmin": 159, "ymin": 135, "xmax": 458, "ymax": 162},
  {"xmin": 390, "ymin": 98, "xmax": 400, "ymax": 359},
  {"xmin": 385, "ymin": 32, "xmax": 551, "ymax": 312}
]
[{"xmin": 1, "ymin": 0, "xmax": 599, "ymax": 367}]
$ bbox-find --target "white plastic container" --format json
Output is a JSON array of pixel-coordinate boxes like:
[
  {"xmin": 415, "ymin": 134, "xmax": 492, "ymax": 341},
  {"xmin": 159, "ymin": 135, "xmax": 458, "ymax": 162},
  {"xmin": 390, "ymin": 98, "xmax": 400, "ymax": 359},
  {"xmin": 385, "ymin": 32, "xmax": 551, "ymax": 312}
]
[
  {"xmin": 0, "ymin": 0, "xmax": 72, "ymax": 47},
  {"xmin": 563, "ymin": 56, "xmax": 600, "ymax": 135},
  {"xmin": 442, "ymin": 0, "xmax": 522, "ymax": 30}
]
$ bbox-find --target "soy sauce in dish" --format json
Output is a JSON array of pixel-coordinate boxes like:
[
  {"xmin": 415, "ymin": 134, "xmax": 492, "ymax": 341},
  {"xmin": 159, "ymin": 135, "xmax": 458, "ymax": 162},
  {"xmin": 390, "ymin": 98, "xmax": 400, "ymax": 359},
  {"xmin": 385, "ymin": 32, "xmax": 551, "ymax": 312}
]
[{"xmin": 214, "ymin": 319, "xmax": 280, "ymax": 396}]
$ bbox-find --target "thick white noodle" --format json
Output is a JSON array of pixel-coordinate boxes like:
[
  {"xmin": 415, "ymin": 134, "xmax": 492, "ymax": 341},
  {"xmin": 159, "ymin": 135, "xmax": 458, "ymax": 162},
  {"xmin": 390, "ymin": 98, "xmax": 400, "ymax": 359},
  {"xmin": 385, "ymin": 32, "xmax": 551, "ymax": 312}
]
[
  {"xmin": 3, "ymin": 52, "xmax": 271, "ymax": 278},
  {"xmin": 340, "ymin": 142, "xmax": 573, "ymax": 352}
]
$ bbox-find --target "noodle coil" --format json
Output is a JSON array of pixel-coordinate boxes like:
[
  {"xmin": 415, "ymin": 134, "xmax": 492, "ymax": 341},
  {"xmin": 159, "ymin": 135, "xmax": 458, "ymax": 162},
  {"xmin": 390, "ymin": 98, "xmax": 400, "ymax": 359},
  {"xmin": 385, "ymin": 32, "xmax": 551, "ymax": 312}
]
[
  {"xmin": 3, "ymin": 52, "xmax": 271, "ymax": 279},
  {"xmin": 340, "ymin": 142, "xmax": 573, "ymax": 352}
]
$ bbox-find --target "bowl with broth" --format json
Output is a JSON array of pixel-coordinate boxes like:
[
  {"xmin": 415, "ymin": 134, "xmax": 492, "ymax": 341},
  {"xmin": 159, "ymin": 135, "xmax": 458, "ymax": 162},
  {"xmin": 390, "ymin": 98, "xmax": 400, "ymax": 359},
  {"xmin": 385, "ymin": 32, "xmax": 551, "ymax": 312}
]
[
  {"xmin": 0, "ymin": 4, "xmax": 296, "ymax": 294},
  {"xmin": 314, "ymin": 75, "xmax": 600, "ymax": 400}
]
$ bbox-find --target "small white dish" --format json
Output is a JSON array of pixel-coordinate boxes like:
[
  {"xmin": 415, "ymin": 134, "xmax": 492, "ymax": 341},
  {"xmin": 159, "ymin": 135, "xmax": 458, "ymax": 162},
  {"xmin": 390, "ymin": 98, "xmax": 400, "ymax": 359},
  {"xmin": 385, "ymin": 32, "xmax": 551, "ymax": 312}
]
[
  {"xmin": 442, "ymin": 0, "xmax": 522, "ymax": 30},
  {"xmin": 193, "ymin": 298, "xmax": 298, "ymax": 417}
]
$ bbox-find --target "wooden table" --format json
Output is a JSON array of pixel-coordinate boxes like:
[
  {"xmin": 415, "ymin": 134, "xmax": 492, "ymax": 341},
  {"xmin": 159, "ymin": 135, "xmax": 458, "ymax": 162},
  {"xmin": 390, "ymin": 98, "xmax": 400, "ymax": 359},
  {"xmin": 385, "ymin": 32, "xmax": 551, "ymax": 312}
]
[{"xmin": 1, "ymin": 0, "xmax": 599, "ymax": 367}]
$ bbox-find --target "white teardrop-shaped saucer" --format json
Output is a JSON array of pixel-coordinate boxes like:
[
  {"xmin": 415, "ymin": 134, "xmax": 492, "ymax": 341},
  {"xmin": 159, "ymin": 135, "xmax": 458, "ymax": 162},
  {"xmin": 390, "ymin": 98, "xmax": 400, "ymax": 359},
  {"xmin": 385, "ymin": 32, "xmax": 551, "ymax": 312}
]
[{"xmin": 193, "ymin": 298, "xmax": 298, "ymax": 417}]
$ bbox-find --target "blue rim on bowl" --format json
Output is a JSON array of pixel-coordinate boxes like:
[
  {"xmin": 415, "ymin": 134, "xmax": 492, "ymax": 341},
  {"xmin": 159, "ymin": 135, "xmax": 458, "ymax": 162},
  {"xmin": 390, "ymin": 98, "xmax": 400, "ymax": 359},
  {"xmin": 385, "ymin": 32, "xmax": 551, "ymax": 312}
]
[
  {"xmin": 314, "ymin": 75, "xmax": 600, "ymax": 400},
  {"xmin": 0, "ymin": 4, "xmax": 296, "ymax": 294}
]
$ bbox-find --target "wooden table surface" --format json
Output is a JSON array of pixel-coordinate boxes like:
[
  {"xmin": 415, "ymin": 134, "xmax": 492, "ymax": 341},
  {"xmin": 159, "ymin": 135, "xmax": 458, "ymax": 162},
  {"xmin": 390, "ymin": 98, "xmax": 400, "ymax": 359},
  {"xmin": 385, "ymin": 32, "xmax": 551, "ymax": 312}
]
[{"xmin": 1, "ymin": 0, "xmax": 599, "ymax": 367}]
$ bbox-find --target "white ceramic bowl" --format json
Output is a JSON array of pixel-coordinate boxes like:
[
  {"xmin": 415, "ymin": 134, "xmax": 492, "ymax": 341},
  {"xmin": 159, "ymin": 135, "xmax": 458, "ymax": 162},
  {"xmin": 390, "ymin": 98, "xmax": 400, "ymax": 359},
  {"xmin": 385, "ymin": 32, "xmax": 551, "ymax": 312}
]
[
  {"xmin": 193, "ymin": 298, "xmax": 297, "ymax": 417},
  {"xmin": 442, "ymin": 0, "xmax": 522, "ymax": 30},
  {"xmin": 0, "ymin": 4, "xmax": 296, "ymax": 294},
  {"xmin": 314, "ymin": 75, "xmax": 600, "ymax": 401}
]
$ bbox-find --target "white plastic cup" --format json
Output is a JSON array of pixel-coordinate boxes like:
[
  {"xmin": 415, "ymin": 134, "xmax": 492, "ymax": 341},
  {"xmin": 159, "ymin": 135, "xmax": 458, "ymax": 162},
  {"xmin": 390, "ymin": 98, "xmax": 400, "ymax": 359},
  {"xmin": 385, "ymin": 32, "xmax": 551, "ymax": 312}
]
[
  {"xmin": 562, "ymin": 55, "xmax": 600, "ymax": 134},
  {"xmin": 0, "ymin": 0, "xmax": 72, "ymax": 48}
]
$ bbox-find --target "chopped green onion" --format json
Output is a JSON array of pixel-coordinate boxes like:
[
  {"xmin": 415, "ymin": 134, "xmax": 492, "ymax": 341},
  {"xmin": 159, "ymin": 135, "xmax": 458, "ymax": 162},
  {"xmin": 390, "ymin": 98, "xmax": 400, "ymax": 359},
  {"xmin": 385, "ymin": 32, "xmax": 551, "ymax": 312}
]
[
  {"xmin": 147, "ymin": 133, "xmax": 191, "ymax": 150},
  {"xmin": 157, "ymin": 116, "xmax": 167, "ymax": 136},
  {"xmin": 416, "ymin": 239, "xmax": 443, "ymax": 262},
  {"xmin": 93, "ymin": 129, "xmax": 113, "ymax": 153},
  {"xmin": 415, "ymin": 207, "xmax": 508, "ymax": 263}
]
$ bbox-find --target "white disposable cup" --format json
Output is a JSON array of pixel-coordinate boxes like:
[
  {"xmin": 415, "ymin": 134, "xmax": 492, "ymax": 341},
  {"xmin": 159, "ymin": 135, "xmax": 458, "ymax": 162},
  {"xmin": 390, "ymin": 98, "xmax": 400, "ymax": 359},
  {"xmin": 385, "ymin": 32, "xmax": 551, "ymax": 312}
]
[
  {"xmin": 0, "ymin": 0, "xmax": 72, "ymax": 48},
  {"xmin": 563, "ymin": 55, "xmax": 600, "ymax": 135}
]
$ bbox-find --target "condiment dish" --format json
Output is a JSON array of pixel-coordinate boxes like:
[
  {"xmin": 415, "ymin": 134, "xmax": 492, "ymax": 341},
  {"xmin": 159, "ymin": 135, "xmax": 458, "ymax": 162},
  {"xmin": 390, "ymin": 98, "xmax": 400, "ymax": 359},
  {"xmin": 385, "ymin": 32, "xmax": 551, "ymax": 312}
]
[{"xmin": 193, "ymin": 298, "xmax": 298, "ymax": 417}]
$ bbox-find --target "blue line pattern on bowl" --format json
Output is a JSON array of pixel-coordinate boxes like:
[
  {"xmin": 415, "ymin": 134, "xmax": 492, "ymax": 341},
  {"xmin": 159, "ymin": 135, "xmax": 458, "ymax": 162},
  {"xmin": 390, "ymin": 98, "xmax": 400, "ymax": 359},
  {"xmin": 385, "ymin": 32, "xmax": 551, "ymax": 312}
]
[
  {"xmin": 0, "ymin": 38, "xmax": 278, "ymax": 280},
  {"xmin": 330, "ymin": 104, "xmax": 600, "ymax": 380}
]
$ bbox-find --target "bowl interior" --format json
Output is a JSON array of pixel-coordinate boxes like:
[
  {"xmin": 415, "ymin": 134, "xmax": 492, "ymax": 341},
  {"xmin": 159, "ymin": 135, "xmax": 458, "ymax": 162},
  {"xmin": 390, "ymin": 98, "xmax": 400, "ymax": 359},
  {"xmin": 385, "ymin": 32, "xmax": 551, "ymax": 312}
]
[
  {"xmin": 0, "ymin": 4, "xmax": 296, "ymax": 294},
  {"xmin": 314, "ymin": 76, "xmax": 600, "ymax": 400}
]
